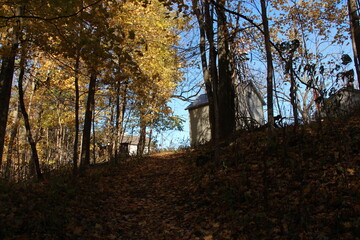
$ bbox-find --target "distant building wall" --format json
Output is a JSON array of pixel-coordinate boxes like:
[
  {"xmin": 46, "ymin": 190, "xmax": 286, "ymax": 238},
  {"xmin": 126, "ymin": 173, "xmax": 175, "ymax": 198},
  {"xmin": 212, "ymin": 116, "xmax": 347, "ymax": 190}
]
[
  {"xmin": 186, "ymin": 82, "xmax": 265, "ymax": 147},
  {"xmin": 237, "ymin": 85, "xmax": 265, "ymax": 127},
  {"xmin": 189, "ymin": 105, "xmax": 211, "ymax": 146},
  {"xmin": 128, "ymin": 144, "xmax": 150, "ymax": 156},
  {"xmin": 320, "ymin": 88, "xmax": 360, "ymax": 118}
]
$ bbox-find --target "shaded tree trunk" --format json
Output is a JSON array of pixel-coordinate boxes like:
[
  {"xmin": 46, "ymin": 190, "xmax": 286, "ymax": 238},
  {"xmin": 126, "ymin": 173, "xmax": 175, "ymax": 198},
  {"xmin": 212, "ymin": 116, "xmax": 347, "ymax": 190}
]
[
  {"xmin": 72, "ymin": 51, "xmax": 80, "ymax": 176},
  {"xmin": 92, "ymin": 112, "xmax": 96, "ymax": 164},
  {"xmin": 348, "ymin": 0, "xmax": 360, "ymax": 87},
  {"xmin": 194, "ymin": 0, "xmax": 237, "ymax": 146},
  {"xmin": 216, "ymin": 0, "xmax": 236, "ymax": 141},
  {"xmin": 261, "ymin": 0, "xmax": 275, "ymax": 129},
  {"xmin": 137, "ymin": 115, "xmax": 146, "ymax": 157},
  {"xmin": 204, "ymin": 2, "xmax": 220, "ymax": 147},
  {"xmin": 80, "ymin": 70, "xmax": 97, "ymax": 170},
  {"xmin": 289, "ymin": 55, "xmax": 298, "ymax": 126},
  {"xmin": 193, "ymin": 0, "xmax": 216, "ymax": 138},
  {"xmin": 113, "ymin": 81, "xmax": 127, "ymax": 162},
  {"xmin": 5, "ymin": 104, "xmax": 21, "ymax": 180},
  {"xmin": 147, "ymin": 125, "xmax": 153, "ymax": 154},
  {"xmin": 0, "ymin": 6, "xmax": 22, "ymax": 166},
  {"xmin": 260, "ymin": 0, "xmax": 275, "ymax": 211},
  {"xmin": 18, "ymin": 49, "xmax": 43, "ymax": 180}
]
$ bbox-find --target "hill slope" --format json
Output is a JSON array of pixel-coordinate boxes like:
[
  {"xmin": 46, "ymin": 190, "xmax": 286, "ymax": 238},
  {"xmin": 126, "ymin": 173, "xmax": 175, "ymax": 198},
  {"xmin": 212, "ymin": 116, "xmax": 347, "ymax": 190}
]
[{"xmin": 1, "ymin": 117, "xmax": 360, "ymax": 239}]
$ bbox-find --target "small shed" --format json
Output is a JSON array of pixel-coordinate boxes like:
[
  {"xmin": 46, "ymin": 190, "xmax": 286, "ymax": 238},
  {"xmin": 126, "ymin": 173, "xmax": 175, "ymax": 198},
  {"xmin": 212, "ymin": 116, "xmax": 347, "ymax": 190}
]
[
  {"xmin": 186, "ymin": 81, "xmax": 265, "ymax": 146},
  {"xmin": 121, "ymin": 135, "xmax": 152, "ymax": 156},
  {"xmin": 185, "ymin": 94, "xmax": 212, "ymax": 146},
  {"xmin": 320, "ymin": 87, "xmax": 360, "ymax": 118},
  {"xmin": 236, "ymin": 81, "xmax": 266, "ymax": 127}
]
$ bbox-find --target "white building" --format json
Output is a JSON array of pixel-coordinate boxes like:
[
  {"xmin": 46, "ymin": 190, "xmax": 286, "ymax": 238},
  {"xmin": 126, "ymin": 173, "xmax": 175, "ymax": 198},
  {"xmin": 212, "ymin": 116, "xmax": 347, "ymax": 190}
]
[
  {"xmin": 120, "ymin": 135, "xmax": 152, "ymax": 156},
  {"xmin": 319, "ymin": 87, "xmax": 360, "ymax": 118},
  {"xmin": 186, "ymin": 81, "xmax": 265, "ymax": 146}
]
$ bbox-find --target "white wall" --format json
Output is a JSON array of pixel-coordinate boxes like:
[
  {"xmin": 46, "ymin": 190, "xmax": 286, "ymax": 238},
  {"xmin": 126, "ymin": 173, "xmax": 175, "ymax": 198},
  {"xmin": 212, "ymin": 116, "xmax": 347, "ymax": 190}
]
[
  {"xmin": 129, "ymin": 144, "xmax": 150, "ymax": 156},
  {"xmin": 189, "ymin": 105, "xmax": 211, "ymax": 146}
]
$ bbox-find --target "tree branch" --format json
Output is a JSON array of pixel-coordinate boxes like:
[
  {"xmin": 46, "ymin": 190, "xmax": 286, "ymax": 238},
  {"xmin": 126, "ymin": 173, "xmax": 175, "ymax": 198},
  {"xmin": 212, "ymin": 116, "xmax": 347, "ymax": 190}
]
[
  {"xmin": 0, "ymin": 0, "xmax": 102, "ymax": 21},
  {"xmin": 209, "ymin": 0, "xmax": 321, "ymax": 92}
]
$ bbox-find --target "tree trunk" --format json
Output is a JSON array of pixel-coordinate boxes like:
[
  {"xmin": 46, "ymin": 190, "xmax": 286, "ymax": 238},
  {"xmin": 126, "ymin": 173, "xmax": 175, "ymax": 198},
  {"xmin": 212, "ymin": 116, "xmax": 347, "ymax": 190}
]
[
  {"xmin": 72, "ymin": 51, "xmax": 80, "ymax": 176},
  {"xmin": 216, "ymin": 0, "xmax": 236, "ymax": 141},
  {"xmin": 204, "ymin": 2, "xmax": 220, "ymax": 148},
  {"xmin": 193, "ymin": 0, "xmax": 216, "ymax": 138},
  {"xmin": 147, "ymin": 125, "xmax": 153, "ymax": 154},
  {"xmin": 18, "ymin": 50, "xmax": 43, "ymax": 180},
  {"xmin": 92, "ymin": 112, "xmax": 96, "ymax": 164},
  {"xmin": 5, "ymin": 104, "xmax": 20, "ymax": 180},
  {"xmin": 260, "ymin": 0, "xmax": 275, "ymax": 210},
  {"xmin": 0, "ymin": 6, "xmax": 22, "ymax": 166},
  {"xmin": 348, "ymin": 0, "xmax": 360, "ymax": 87},
  {"xmin": 137, "ymin": 116, "xmax": 146, "ymax": 157},
  {"xmin": 261, "ymin": 0, "xmax": 275, "ymax": 130},
  {"xmin": 289, "ymin": 55, "xmax": 298, "ymax": 126},
  {"xmin": 80, "ymin": 70, "xmax": 97, "ymax": 170}
]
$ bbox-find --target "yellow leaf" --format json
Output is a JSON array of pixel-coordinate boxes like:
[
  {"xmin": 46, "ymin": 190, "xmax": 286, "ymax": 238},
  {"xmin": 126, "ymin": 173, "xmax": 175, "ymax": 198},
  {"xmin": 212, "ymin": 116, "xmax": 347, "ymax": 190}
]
[
  {"xmin": 347, "ymin": 168, "xmax": 355, "ymax": 175},
  {"xmin": 204, "ymin": 235, "xmax": 213, "ymax": 240}
]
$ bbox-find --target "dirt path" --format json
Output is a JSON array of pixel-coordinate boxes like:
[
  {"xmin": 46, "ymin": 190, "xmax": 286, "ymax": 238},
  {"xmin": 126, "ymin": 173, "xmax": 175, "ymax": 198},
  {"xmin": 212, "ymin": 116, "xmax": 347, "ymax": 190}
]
[{"xmin": 71, "ymin": 152, "xmax": 201, "ymax": 240}]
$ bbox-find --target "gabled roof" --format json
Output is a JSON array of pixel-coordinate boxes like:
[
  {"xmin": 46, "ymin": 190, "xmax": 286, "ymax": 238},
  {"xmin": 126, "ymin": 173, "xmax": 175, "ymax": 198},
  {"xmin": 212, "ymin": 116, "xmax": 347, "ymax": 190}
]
[
  {"xmin": 242, "ymin": 81, "xmax": 266, "ymax": 106},
  {"xmin": 185, "ymin": 81, "xmax": 266, "ymax": 111},
  {"xmin": 185, "ymin": 94, "xmax": 209, "ymax": 110},
  {"xmin": 121, "ymin": 135, "xmax": 151, "ymax": 145}
]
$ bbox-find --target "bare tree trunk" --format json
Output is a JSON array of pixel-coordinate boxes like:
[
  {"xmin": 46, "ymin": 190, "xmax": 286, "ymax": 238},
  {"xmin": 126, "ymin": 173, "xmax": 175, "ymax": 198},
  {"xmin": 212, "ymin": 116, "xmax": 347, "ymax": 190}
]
[
  {"xmin": 193, "ymin": 0, "xmax": 216, "ymax": 138},
  {"xmin": 18, "ymin": 49, "xmax": 43, "ymax": 180},
  {"xmin": 5, "ymin": 104, "xmax": 20, "ymax": 180},
  {"xmin": 147, "ymin": 124, "xmax": 153, "ymax": 154},
  {"xmin": 80, "ymin": 70, "xmax": 97, "ymax": 170},
  {"xmin": 0, "ymin": 6, "xmax": 22, "ymax": 165},
  {"xmin": 72, "ymin": 51, "xmax": 80, "ymax": 176},
  {"xmin": 92, "ymin": 112, "xmax": 96, "ymax": 164},
  {"xmin": 260, "ymin": 0, "xmax": 274, "ymax": 210},
  {"xmin": 289, "ymin": 56, "xmax": 299, "ymax": 126},
  {"xmin": 348, "ymin": 0, "xmax": 360, "ymax": 87},
  {"xmin": 261, "ymin": 0, "xmax": 275, "ymax": 130},
  {"xmin": 137, "ymin": 115, "xmax": 146, "ymax": 157},
  {"xmin": 204, "ymin": 2, "xmax": 220, "ymax": 149},
  {"xmin": 216, "ymin": 0, "xmax": 236, "ymax": 141}
]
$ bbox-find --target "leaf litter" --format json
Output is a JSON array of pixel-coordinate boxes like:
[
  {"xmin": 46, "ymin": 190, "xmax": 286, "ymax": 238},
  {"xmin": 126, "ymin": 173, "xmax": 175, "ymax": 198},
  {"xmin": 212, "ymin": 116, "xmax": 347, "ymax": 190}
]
[{"xmin": 1, "ymin": 116, "xmax": 360, "ymax": 239}]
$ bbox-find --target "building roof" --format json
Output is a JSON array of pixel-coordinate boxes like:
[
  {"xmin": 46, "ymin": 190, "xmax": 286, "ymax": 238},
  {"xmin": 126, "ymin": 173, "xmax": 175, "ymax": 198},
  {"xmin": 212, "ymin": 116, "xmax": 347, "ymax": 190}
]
[
  {"xmin": 243, "ymin": 81, "xmax": 266, "ymax": 106},
  {"xmin": 185, "ymin": 94, "xmax": 209, "ymax": 110},
  {"xmin": 185, "ymin": 81, "xmax": 265, "ymax": 111},
  {"xmin": 121, "ymin": 135, "xmax": 151, "ymax": 145}
]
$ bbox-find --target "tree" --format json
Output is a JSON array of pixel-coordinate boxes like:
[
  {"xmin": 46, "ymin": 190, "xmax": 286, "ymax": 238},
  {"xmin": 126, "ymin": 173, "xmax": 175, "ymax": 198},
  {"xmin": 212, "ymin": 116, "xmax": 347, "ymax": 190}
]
[
  {"xmin": 0, "ymin": 5, "xmax": 23, "ymax": 165},
  {"xmin": 17, "ymin": 45, "xmax": 44, "ymax": 180},
  {"xmin": 348, "ymin": 0, "xmax": 360, "ymax": 86},
  {"xmin": 192, "ymin": 0, "xmax": 237, "ymax": 146}
]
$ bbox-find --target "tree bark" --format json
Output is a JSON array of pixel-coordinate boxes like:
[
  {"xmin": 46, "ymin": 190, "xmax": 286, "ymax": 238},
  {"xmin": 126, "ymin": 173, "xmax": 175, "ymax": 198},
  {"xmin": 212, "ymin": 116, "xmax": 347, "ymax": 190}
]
[
  {"xmin": 289, "ymin": 55, "xmax": 298, "ymax": 126},
  {"xmin": 0, "ymin": 6, "xmax": 22, "ymax": 166},
  {"xmin": 216, "ymin": 0, "xmax": 236, "ymax": 141},
  {"xmin": 5, "ymin": 104, "xmax": 20, "ymax": 180},
  {"xmin": 204, "ymin": 2, "xmax": 221, "ymax": 148},
  {"xmin": 137, "ymin": 115, "xmax": 146, "ymax": 157},
  {"xmin": 80, "ymin": 70, "xmax": 97, "ymax": 170},
  {"xmin": 348, "ymin": 0, "xmax": 360, "ymax": 87},
  {"xmin": 92, "ymin": 112, "xmax": 96, "ymax": 164},
  {"xmin": 193, "ymin": 0, "xmax": 216, "ymax": 139},
  {"xmin": 147, "ymin": 125, "xmax": 153, "ymax": 154},
  {"xmin": 261, "ymin": 0, "xmax": 275, "ymax": 130},
  {"xmin": 18, "ymin": 49, "xmax": 43, "ymax": 180},
  {"xmin": 72, "ymin": 51, "xmax": 80, "ymax": 176}
]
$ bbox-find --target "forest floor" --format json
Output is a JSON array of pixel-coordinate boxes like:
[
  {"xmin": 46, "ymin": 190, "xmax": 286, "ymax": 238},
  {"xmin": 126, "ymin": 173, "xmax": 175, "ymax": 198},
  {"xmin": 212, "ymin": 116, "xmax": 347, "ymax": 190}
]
[{"xmin": 1, "ymin": 115, "xmax": 360, "ymax": 239}]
